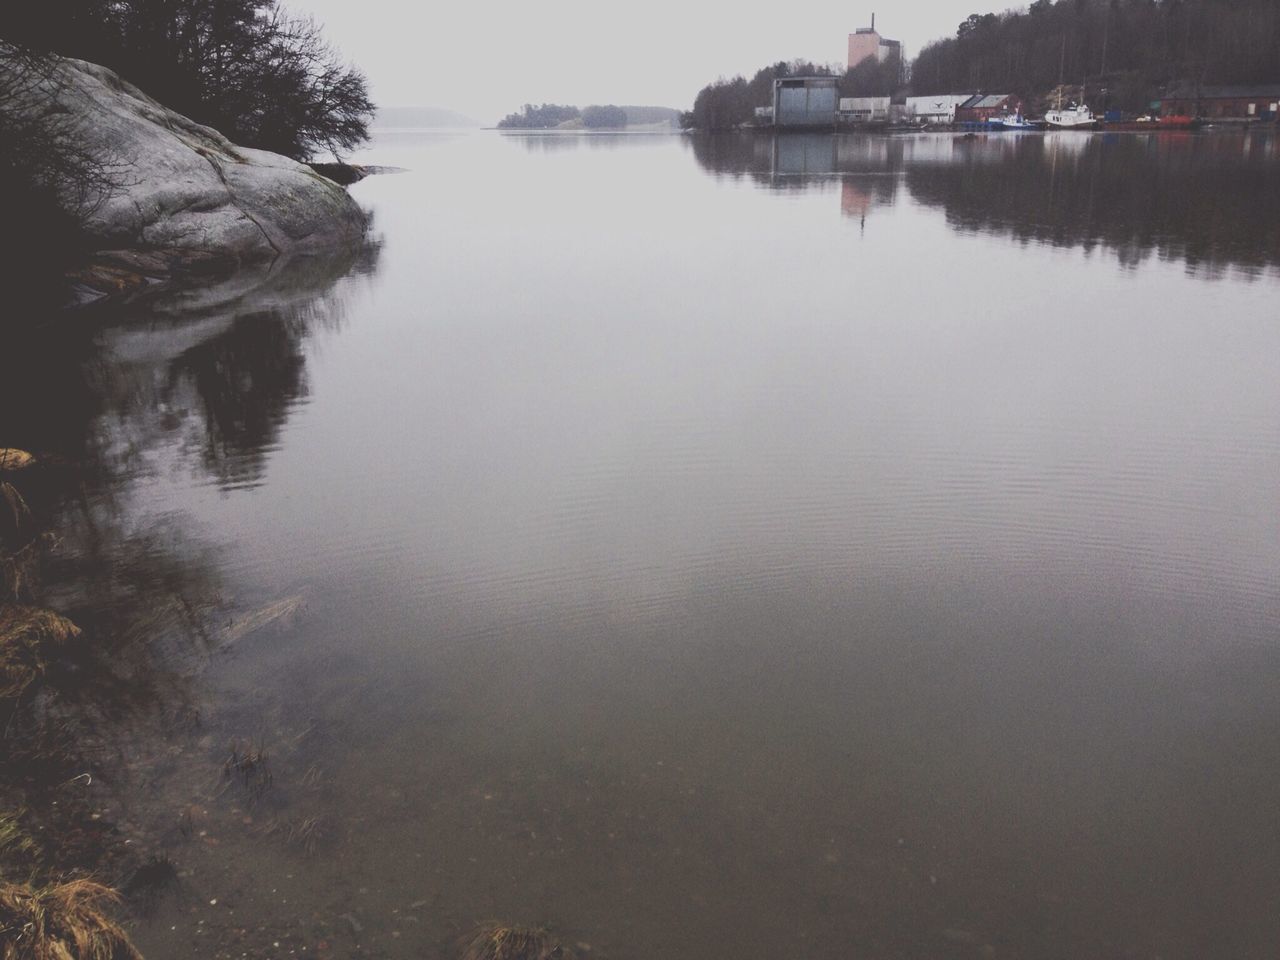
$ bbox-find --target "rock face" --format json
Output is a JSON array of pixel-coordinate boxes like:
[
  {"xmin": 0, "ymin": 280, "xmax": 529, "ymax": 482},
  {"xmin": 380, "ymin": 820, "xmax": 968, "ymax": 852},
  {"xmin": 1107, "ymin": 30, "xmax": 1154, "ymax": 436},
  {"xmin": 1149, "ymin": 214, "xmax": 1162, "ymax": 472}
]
[{"xmin": 21, "ymin": 55, "xmax": 368, "ymax": 287}]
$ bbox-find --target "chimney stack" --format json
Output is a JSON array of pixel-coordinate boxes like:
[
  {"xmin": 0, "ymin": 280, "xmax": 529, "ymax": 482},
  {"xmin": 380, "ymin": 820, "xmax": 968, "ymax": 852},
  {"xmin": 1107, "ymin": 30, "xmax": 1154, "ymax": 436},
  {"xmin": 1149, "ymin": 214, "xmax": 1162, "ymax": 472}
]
[{"xmin": 871, "ymin": 12, "xmax": 875, "ymax": 31}]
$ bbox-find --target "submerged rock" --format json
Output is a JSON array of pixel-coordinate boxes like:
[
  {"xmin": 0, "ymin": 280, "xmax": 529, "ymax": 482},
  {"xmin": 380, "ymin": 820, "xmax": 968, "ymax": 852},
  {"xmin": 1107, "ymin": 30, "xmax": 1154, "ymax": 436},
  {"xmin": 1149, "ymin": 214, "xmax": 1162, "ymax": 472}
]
[{"xmin": 5, "ymin": 53, "xmax": 368, "ymax": 301}]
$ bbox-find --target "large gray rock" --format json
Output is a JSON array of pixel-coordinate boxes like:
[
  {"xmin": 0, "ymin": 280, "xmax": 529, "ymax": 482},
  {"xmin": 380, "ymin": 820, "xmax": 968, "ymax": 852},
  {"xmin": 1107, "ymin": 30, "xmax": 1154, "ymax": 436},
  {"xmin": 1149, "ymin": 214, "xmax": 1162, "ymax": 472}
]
[{"xmin": 15, "ymin": 54, "xmax": 367, "ymax": 279}]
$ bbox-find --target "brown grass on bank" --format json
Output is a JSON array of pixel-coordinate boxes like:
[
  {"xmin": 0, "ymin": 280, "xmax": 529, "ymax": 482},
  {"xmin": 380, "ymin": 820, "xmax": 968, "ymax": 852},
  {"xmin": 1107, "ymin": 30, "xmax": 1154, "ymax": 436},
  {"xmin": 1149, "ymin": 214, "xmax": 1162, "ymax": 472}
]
[
  {"xmin": 460, "ymin": 924, "xmax": 568, "ymax": 960},
  {"xmin": 0, "ymin": 813, "xmax": 38, "ymax": 869},
  {"xmin": 0, "ymin": 606, "xmax": 82, "ymax": 699},
  {"xmin": 0, "ymin": 879, "xmax": 142, "ymax": 960},
  {"xmin": 0, "ymin": 450, "xmax": 36, "ymax": 474},
  {"xmin": 1, "ymin": 534, "xmax": 57, "ymax": 605},
  {"xmin": 1, "ymin": 482, "xmax": 31, "ymax": 543}
]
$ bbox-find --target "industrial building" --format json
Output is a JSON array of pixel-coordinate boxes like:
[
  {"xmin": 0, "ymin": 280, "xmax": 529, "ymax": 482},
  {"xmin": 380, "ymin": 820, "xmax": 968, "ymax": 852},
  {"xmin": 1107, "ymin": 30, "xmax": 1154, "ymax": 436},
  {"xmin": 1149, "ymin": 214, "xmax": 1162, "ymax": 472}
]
[
  {"xmin": 1159, "ymin": 85, "xmax": 1280, "ymax": 120},
  {"xmin": 904, "ymin": 94, "xmax": 973, "ymax": 124},
  {"xmin": 773, "ymin": 76, "xmax": 839, "ymax": 128},
  {"xmin": 839, "ymin": 97, "xmax": 890, "ymax": 123},
  {"xmin": 847, "ymin": 15, "xmax": 902, "ymax": 71}
]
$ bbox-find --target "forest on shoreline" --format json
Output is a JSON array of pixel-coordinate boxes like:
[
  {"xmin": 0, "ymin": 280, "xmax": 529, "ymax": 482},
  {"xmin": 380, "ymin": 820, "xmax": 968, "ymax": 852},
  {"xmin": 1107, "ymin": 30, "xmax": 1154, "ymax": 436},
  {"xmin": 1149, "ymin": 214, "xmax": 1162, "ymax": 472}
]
[
  {"xmin": 685, "ymin": 0, "xmax": 1280, "ymax": 128},
  {"xmin": 915, "ymin": 0, "xmax": 1279, "ymax": 107}
]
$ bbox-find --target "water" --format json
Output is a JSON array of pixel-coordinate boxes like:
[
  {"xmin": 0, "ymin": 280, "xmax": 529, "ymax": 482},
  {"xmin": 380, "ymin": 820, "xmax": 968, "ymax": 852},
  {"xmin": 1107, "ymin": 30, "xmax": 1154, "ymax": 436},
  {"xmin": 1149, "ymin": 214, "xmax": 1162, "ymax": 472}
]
[{"xmin": 3, "ymin": 130, "xmax": 1279, "ymax": 959}]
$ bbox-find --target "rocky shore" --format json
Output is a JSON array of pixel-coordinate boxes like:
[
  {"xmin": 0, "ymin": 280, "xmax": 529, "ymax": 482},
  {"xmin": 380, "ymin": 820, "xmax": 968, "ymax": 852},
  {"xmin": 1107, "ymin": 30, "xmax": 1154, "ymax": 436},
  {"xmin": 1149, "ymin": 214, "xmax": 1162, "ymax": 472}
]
[{"xmin": 7, "ymin": 53, "xmax": 370, "ymax": 306}]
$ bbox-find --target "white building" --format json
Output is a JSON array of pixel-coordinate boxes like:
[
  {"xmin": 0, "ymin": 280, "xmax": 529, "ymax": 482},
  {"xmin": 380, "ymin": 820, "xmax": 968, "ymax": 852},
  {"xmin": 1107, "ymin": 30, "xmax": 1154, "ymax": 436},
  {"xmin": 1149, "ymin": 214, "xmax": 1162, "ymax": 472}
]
[
  {"xmin": 904, "ymin": 94, "xmax": 973, "ymax": 124},
  {"xmin": 839, "ymin": 97, "xmax": 890, "ymax": 122}
]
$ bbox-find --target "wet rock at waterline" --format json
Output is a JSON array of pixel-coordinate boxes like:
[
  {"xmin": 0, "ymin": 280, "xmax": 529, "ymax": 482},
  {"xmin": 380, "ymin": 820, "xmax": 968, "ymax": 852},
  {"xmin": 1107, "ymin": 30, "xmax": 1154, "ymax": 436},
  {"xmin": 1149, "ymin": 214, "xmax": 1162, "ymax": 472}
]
[{"xmin": 1, "ymin": 52, "xmax": 368, "ymax": 303}]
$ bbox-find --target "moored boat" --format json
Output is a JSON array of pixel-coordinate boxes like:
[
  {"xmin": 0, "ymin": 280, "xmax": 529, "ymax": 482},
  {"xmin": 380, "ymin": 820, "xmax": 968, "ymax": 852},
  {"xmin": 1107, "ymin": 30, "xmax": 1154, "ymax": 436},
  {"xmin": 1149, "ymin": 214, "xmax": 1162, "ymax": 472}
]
[
  {"xmin": 992, "ymin": 113, "xmax": 1038, "ymax": 130},
  {"xmin": 1045, "ymin": 103, "xmax": 1097, "ymax": 129}
]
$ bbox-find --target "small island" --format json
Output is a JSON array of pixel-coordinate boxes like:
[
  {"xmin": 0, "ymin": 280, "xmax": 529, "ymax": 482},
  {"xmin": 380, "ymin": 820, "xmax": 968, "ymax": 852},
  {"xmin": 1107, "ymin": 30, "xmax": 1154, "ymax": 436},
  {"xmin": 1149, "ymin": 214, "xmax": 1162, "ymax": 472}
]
[{"xmin": 497, "ymin": 103, "xmax": 679, "ymax": 130}]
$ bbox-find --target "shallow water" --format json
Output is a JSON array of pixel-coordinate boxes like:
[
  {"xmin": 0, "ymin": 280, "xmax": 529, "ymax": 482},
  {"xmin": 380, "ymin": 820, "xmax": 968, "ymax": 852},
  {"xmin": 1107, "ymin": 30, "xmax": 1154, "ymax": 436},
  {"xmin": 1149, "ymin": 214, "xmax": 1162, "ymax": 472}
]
[{"xmin": 5, "ymin": 129, "xmax": 1280, "ymax": 959}]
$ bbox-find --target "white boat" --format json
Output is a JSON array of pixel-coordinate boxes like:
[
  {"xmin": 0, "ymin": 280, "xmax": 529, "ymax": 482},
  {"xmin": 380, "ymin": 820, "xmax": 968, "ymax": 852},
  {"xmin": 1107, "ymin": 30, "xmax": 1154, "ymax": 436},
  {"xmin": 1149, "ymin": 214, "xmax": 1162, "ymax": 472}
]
[{"xmin": 1045, "ymin": 103, "xmax": 1097, "ymax": 129}]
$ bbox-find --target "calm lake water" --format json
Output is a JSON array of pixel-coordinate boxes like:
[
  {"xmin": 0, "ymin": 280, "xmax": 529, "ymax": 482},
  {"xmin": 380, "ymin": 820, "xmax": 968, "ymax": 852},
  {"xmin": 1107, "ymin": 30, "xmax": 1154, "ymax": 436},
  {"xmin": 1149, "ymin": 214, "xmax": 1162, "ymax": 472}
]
[{"xmin": 4, "ymin": 129, "xmax": 1280, "ymax": 959}]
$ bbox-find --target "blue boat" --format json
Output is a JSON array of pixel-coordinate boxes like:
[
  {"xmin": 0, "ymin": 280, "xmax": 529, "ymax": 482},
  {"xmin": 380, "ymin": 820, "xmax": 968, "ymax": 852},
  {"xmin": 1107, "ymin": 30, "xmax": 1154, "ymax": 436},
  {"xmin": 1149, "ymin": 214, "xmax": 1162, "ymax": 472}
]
[{"xmin": 991, "ymin": 113, "xmax": 1039, "ymax": 131}]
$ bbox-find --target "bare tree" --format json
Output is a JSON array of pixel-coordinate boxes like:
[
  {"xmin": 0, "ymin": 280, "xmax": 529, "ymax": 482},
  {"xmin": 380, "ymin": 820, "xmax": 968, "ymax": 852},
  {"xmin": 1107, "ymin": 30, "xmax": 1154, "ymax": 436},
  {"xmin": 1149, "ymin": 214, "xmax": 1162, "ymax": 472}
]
[
  {"xmin": 1, "ymin": 0, "xmax": 374, "ymax": 162},
  {"xmin": 0, "ymin": 43, "xmax": 124, "ymax": 302}
]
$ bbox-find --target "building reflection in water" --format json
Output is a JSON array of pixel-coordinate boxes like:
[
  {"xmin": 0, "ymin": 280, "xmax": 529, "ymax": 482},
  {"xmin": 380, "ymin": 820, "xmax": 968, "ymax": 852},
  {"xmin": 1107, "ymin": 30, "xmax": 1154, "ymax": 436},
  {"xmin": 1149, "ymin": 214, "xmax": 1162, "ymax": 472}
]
[{"xmin": 689, "ymin": 129, "xmax": 1280, "ymax": 277}]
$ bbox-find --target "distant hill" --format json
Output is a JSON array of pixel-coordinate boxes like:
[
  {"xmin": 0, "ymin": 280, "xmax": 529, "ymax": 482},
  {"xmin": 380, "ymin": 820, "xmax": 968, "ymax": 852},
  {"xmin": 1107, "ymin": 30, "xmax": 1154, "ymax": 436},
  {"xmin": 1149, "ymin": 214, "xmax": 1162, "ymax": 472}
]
[{"xmin": 373, "ymin": 106, "xmax": 478, "ymax": 129}]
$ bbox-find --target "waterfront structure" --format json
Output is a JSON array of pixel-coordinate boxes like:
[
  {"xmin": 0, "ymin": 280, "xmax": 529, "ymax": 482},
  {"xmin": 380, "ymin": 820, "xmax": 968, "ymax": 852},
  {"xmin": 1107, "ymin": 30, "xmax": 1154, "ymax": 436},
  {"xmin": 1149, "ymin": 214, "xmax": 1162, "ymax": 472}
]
[
  {"xmin": 904, "ymin": 94, "xmax": 973, "ymax": 124},
  {"xmin": 955, "ymin": 94, "xmax": 1014, "ymax": 123},
  {"xmin": 847, "ymin": 15, "xmax": 902, "ymax": 71},
  {"xmin": 839, "ymin": 97, "xmax": 890, "ymax": 123},
  {"xmin": 1159, "ymin": 85, "xmax": 1280, "ymax": 120},
  {"xmin": 773, "ymin": 76, "xmax": 839, "ymax": 128}
]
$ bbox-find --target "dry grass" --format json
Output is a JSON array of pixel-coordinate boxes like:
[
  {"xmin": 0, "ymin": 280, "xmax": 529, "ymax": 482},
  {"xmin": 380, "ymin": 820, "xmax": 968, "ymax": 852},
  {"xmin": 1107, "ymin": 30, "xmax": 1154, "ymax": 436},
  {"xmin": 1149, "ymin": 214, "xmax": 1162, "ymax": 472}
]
[
  {"xmin": 0, "ymin": 879, "xmax": 142, "ymax": 960},
  {"xmin": 2, "ymin": 534, "xmax": 58, "ymax": 605},
  {"xmin": 0, "ymin": 813, "xmax": 37, "ymax": 868},
  {"xmin": 0, "ymin": 606, "xmax": 82, "ymax": 699},
  {"xmin": 460, "ymin": 924, "xmax": 568, "ymax": 960},
  {"xmin": 0, "ymin": 450, "xmax": 36, "ymax": 474},
  {"xmin": 1, "ymin": 482, "xmax": 31, "ymax": 543}
]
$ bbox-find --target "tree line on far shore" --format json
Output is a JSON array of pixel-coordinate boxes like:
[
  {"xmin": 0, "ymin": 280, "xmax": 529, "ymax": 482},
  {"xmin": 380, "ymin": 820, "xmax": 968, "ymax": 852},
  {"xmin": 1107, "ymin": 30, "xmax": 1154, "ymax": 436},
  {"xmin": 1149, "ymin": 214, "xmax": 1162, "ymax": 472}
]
[{"xmin": 685, "ymin": 0, "xmax": 1279, "ymax": 128}]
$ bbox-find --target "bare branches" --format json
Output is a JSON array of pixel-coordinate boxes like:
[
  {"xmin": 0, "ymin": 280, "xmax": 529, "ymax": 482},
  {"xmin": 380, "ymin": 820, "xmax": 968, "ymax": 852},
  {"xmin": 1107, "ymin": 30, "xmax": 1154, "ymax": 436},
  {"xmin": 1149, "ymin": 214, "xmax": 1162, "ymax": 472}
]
[
  {"xmin": 1, "ymin": 1, "xmax": 373, "ymax": 162},
  {"xmin": 0, "ymin": 44, "xmax": 128, "ymax": 299}
]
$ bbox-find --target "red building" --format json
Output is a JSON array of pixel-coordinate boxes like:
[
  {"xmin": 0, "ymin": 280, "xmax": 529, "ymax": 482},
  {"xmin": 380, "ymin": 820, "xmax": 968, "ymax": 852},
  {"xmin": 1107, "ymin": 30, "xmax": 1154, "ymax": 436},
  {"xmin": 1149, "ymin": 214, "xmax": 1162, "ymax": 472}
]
[
  {"xmin": 954, "ymin": 94, "xmax": 1013, "ymax": 122},
  {"xmin": 1160, "ymin": 85, "xmax": 1280, "ymax": 120}
]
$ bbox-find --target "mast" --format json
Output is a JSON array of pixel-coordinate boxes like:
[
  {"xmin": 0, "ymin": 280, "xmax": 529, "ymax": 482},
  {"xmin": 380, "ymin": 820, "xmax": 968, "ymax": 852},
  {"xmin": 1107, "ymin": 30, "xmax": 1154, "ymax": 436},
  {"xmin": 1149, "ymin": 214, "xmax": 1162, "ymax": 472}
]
[
  {"xmin": 1099, "ymin": 5, "xmax": 1109, "ymax": 78},
  {"xmin": 1057, "ymin": 34, "xmax": 1066, "ymax": 109}
]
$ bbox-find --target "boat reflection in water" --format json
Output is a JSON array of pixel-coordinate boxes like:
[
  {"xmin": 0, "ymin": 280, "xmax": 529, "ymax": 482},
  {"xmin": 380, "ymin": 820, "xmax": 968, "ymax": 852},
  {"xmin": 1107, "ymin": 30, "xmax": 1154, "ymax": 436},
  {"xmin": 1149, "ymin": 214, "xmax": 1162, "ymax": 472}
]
[{"xmin": 690, "ymin": 129, "xmax": 1280, "ymax": 277}]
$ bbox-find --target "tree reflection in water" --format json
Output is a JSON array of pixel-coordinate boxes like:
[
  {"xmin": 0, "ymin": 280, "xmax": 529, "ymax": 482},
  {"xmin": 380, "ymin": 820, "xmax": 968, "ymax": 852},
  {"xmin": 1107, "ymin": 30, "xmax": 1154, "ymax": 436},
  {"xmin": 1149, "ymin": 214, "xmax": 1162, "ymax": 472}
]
[
  {"xmin": 0, "ymin": 235, "xmax": 381, "ymax": 891},
  {"xmin": 689, "ymin": 130, "xmax": 1280, "ymax": 277}
]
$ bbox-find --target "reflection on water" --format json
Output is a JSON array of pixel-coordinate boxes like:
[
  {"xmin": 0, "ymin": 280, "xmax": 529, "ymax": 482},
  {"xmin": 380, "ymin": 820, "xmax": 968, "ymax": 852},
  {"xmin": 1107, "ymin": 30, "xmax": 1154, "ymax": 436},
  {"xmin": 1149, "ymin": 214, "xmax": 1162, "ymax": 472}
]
[
  {"xmin": 503, "ymin": 131, "xmax": 680, "ymax": 152},
  {"xmin": 4, "ymin": 132, "xmax": 1280, "ymax": 960},
  {"xmin": 692, "ymin": 130, "xmax": 1280, "ymax": 276},
  {"xmin": 170, "ymin": 312, "xmax": 311, "ymax": 489},
  {"xmin": 0, "ymin": 241, "xmax": 380, "ymax": 887},
  {"xmin": 0, "ymin": 242, "xmax": 380, "ymax": 477}
]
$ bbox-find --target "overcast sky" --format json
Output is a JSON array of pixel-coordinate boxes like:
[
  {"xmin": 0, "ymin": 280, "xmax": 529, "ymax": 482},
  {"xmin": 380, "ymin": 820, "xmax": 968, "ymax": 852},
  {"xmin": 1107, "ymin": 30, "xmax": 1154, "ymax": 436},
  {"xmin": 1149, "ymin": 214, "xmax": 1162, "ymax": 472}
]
[{"xmin": 285, "ymin": 0, "xmax": 992, "ymax": 122}]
